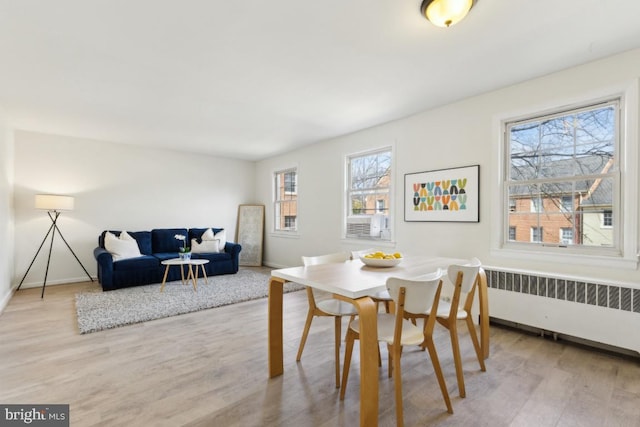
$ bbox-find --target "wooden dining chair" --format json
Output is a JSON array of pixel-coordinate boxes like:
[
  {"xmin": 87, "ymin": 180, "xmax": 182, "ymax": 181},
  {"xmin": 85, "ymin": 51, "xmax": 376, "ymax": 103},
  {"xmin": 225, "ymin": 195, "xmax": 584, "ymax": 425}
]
[
  {"xmin": 297, "ymin": 252, "xmax": 358, "ymax": 388},
  {"xmin": 340, "ymin": 270, "xmax": 453, "ymax": 426},
  {"xmin": 424, "ymin": 257, "xmax": 486, "ymax": 398}
]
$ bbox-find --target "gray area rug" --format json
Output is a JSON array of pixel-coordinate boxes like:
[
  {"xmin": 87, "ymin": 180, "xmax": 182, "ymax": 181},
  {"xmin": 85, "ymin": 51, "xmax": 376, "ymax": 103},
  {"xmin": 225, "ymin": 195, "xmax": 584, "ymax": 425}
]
[{"xmin": 75, "ymin": 268, "xmax": 304, "ymax": 334}]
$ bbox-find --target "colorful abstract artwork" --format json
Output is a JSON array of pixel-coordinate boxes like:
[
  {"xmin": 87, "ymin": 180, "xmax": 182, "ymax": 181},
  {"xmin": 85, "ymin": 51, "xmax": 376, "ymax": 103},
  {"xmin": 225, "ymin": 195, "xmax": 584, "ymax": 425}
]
[{"xmin": 404, "ymin": 165, "xmax": 479, "ymax": 222}]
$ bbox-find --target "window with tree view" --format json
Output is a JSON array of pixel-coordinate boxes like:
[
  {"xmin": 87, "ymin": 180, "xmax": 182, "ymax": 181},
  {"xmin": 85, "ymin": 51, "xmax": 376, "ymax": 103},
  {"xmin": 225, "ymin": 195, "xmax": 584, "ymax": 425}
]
[
  {"xmin": 346, "ymin": 148, "xmax": 392, "ymax": 240},
  {"xmin": 274, "ymin": 168, "xmax": 297, "ymax": 232},
  {"xmin": 505, "ymin": 99, "xmax": 619, "ymax": 252}
]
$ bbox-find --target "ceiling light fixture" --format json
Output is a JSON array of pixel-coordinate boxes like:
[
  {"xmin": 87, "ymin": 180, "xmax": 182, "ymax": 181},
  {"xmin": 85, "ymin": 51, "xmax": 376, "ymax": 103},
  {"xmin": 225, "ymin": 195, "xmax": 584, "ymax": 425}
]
[{"xmin": 421, "ymin": 0, "xmax": 476, "ymax": 28}]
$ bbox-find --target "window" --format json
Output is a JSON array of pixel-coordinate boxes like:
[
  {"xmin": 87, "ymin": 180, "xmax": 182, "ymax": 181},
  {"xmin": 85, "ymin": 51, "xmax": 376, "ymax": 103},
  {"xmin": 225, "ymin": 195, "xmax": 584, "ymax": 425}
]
[
  {"xmin": 346, "ymin": 148, "xmax": 392, "ymax": 240},
  {"xmin": 284, "ymin": 172, "xmax": 296, "ymax": 193},
  {"xmin": 531, "ymin": 227, "xmax": 543, "ymax": 243},
  {"xmin": 530, "ymin": 198, "xmax": 542, "ymax": 213},
  {"xmin": 505, "ymin": 98, "xmax": 621, "ymax": 253},
  {"xmin": 561, "ymin": 195, "xmax": 573, "ymax": 212},
  {"xmin": 560, "ymin": 227, "xmax": 574, "ymax": 245},
  {"xmin": 274, "ymin": 168, "xmax": 297, "ymax": 232},
  {"xmin": 284, "ymin": 216, "xmax": 296, "ymax": 229},
  {"xmin": 602, "ymin": 210, "xmax": 612, "ymax": 228},
  {"xmin": 508, "ymin": 226, "xmax": 516, "ymax": 241}
]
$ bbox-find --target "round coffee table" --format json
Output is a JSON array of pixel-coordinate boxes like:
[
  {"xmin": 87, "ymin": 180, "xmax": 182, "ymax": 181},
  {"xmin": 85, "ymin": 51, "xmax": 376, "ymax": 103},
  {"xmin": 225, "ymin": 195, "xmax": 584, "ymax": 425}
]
[{"xmin": 160, "ymin": 258, "xmax": 210, "ymax": 292}]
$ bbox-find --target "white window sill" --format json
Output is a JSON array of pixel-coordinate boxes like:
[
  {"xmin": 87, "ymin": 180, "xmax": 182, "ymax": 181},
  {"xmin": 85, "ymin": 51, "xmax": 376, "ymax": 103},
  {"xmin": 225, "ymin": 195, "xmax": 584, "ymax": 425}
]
[
  {"xmin": 490, "ymin": 247, "xmax": 639, "ymax": 270},
  {"xmin": 270, "ymin": 232, "xmax": 300, "ymax": 239}
]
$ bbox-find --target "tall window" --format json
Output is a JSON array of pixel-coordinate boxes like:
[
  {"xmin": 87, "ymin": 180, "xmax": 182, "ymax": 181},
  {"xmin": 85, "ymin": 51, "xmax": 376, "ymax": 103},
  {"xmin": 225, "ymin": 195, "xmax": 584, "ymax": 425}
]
[
  {"xmin": 531, "ymin": 227, "xmax": 543, "ymax": 243},
  {"xmin": 505, "ymin": 99, "xmax": 620, "ymax": 253},
  {"xmin": 274, "ymin": 168, "xmax": 297, "ymax": 232},
  {"xmin": 346, "ymin": 148, "xmax": 392, "ymax": 240}
]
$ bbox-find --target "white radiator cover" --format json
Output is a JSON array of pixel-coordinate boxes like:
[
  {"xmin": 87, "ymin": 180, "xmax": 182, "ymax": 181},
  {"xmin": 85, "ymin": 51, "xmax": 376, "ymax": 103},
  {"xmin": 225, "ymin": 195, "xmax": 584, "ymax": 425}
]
[{"xmin": 485, "ymin": 267, "xmax": 640, "ymax": 355}]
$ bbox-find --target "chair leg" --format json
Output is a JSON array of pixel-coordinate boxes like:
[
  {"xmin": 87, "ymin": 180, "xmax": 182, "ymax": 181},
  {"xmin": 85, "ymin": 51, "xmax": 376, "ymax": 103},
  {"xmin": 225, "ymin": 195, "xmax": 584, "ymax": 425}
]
[
  {"xmin": 334, "ymin": 316, "xmax": 342, "ymax": 388},
  {"xmin": 448, "ymin": 320, "xmax": 466, "ymax": 398},
  {"xmin": 391, "ymin": 344, "xmax": 404, "ymax": 427},
  {"xmin": 387, "ymin": 343, "xmax": 393, "ymax": 378},
  {"xmin": 423, "ymin": 337, "xmax": 454, "ymax": 414},
  {"xmin": 465, "ymin": 315, "xmax": 486, "ymax": 372},
  {"xmin": 340, "ymin": 328, "xmax": 356, "ymax": 400},
  {"xmin": 296, "ymin": 309, "xmax": 315, "ymax": 362}
]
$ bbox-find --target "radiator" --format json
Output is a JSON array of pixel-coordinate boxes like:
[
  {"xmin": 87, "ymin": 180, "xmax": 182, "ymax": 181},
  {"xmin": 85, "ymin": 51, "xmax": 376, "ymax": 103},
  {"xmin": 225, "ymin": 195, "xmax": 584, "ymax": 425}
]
[{"xmin": 484, "ymin": 267, "xmax": 640, "ymax": 356}]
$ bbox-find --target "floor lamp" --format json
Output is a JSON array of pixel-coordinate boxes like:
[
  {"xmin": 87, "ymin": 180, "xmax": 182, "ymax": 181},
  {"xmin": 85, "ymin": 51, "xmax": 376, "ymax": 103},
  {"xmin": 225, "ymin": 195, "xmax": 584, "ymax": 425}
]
[{"xmin": 17, "ymin": 194, "xmax": 94, "ymax": 298}]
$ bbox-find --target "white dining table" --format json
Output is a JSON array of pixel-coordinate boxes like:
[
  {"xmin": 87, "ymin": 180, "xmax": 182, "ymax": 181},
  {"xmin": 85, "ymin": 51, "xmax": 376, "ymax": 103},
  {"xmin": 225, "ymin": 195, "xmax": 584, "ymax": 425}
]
[{"xmin": 267, "ymin": 255, "xmax": 490, "ymax": 427}]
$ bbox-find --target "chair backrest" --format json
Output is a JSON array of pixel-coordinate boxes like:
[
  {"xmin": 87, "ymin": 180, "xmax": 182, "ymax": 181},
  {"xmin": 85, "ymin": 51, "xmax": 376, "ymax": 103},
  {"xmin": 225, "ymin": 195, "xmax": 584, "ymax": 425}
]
[
  {"xmin": 386, "ymin": 269, "xmax": 443, "ymax": 315},
  {"xmin": 350, "ymin": 248, "xmax": 375, "ymax": 261},
  {"xmin": 447, "ymin": 257, "xmax": 481, "ymax": 294},
  {"xmin": 302, "ymin": 252, "xmax": 349, "ymax": 266}
]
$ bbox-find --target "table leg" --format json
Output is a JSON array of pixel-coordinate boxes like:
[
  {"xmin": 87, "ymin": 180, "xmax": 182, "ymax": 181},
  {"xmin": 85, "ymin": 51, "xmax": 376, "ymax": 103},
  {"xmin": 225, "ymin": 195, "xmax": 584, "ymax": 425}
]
[
  {"xmin": 268, "ymin": 276, "xmax": 285, "ymax": 378},
  {"xmin": 201, "ymin": 265, "xmax": 209, "ymax": 285},
  {"xmin": 160, "ymin": 264, "xmax": 171, "ymax": 292},
  {"xmin": 478, "ymin": 268, "xmax": 490, "ymax": 359},
  {"xmin": 180, "ymin": 265, "xmax": 186, "ymax": 285},
  {"xmin": 191, "ymin": 265, "xmax": 198, "ymax": 291},
  {"xmin": 338, "ymin": 295, "xmax": 379, "ymax": 427}
]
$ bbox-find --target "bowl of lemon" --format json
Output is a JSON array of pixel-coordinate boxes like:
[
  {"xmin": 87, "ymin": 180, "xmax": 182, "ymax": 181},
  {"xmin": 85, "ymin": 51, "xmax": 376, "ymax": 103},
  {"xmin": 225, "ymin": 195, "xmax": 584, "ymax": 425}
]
[{"xmin": 359, "ymin": 251, "xmax": 403, "ymax": 268}]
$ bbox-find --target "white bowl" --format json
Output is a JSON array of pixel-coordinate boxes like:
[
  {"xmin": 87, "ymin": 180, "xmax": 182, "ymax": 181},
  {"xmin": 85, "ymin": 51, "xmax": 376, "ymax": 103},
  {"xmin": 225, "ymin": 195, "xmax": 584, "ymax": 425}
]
[{"xmin": 359, "ymin": 255, "xmax": 402, "ymax": 268}]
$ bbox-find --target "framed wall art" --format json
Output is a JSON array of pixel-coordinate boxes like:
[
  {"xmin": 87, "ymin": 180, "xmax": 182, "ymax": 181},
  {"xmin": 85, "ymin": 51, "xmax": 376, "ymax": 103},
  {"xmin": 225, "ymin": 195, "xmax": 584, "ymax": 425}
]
[
  {"xmin": 404, "ymin": 164, "xmax": 480, "ymax": 222},
  {"xmin": 235, "ymin": 204, "xmax": 265, "ymax": 266}
]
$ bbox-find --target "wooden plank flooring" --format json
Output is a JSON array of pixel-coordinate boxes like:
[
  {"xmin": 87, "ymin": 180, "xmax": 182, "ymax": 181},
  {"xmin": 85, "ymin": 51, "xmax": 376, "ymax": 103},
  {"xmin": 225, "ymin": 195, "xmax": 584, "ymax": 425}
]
[{"xmin": 1, "ymin": 268, "xmax": 639, "ymax": 427}]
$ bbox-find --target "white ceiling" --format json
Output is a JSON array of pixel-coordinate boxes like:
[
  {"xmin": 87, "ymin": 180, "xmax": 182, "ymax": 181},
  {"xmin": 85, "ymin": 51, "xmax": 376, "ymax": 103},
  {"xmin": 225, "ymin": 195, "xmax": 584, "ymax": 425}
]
[{"xmin": 1, "ymin": 1, "xmax": 640, "ymax": 161}]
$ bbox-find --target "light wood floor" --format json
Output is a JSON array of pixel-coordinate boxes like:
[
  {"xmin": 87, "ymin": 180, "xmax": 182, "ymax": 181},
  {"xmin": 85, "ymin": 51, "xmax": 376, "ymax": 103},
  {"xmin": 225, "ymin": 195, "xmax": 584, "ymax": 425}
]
[{"xmin": 1, "ymin": 268, "xmax": 639, "ymax": 427}]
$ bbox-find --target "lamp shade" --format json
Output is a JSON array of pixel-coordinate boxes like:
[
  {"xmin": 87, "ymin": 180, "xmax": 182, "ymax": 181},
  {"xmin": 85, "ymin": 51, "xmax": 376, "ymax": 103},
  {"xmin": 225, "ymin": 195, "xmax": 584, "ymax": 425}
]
[
  {"xmin": 35, "ymin": 194, "xmax": 75, "ymax": 211},
  {"xmin": 421, "ymin": 0, "xmax": 475, "ymax": 28}
]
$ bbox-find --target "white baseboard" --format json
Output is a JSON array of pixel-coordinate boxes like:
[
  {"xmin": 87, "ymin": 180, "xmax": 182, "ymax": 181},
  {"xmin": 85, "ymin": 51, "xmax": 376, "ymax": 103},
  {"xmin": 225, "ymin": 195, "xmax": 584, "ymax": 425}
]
[
  {"xmin": 0, "ymin": 287, "xmax": 15, "ymax": 315},
  {"xmin": 16, "ymin": 275, "xmax": 98, "ymax": 289}
]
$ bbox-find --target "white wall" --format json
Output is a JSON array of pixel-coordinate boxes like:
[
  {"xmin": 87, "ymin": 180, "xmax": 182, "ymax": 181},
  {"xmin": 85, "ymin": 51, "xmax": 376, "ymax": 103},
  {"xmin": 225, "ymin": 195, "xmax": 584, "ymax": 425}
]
[
  {"xmin": 256, "ymin": 48, "xmax": 640, "ymax": 286},
  {"xmin": 0, "ymin": 114, "xmax": 14, "ymax": 310},
  {"xmin": 13, "ymin": 131, "xmax": 256, "ymax": 288}
]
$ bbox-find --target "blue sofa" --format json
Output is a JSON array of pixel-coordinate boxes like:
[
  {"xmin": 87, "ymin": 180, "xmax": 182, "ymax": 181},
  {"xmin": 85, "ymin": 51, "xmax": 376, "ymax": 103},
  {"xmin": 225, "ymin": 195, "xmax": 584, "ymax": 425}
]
[{"xmin": 93, "ymin": 228, "xmax": 242, "ymax": 291}]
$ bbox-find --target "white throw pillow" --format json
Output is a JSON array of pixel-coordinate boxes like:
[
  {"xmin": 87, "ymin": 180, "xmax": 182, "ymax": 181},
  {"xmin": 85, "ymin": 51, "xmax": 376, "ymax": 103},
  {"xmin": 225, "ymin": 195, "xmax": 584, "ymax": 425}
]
[
  {"xmin": 201, "ymin": 228, "xmax": 215, "ymax": 241},
  {"xmin": 214, "ymin": 229, "xmax": 226, "ymax": 251},
  {"xmin": 191, "ymin": 238, "xmax": 220, "ymax": 254},
  {"xmin": 202, "ymin": 228, "xmax": 226, "ymax": 251},
  {"xmin": 104, "ymin": 231, "xmax": 142, "ymax": 261}
]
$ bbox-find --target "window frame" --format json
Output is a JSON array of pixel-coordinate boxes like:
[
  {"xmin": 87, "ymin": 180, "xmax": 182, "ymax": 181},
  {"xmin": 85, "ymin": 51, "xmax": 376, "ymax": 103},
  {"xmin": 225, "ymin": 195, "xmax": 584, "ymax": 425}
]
[
  {"xmin": 491, "ymin": 80, "xmax": 639, "ymax": 268},
  {"xmin": 344, "ymin": 146, "xmax": 394, "ymax": 242},
  {"xmin": 273, "ymin": 166, "xmax": 299, "ymax": 235}
]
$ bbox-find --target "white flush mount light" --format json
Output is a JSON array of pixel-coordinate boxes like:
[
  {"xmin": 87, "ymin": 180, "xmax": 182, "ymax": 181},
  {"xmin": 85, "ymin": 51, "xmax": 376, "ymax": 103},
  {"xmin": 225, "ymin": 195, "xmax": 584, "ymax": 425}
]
[{"xmin": 421, "ymin": 0, "xmax": 476, "ymax": 28}]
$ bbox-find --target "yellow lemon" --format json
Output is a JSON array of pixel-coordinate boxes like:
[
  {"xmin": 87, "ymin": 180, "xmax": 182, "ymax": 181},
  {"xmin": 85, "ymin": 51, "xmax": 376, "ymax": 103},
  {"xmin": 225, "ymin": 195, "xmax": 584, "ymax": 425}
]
[{"xmin": 393, "ymin": 252, "xmax": 402, "ymax": 259}]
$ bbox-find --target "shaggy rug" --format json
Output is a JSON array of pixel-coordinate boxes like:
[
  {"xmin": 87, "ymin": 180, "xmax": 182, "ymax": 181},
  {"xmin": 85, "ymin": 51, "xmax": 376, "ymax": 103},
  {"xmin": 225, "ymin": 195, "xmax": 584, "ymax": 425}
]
[{"xmin": 75, "ymin": 268, "xmax": 304, "ymax": 334}]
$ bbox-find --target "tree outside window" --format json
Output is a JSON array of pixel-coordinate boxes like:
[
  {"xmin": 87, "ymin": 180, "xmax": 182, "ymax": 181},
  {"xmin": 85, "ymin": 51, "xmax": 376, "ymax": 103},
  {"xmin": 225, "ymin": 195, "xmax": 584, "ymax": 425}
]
[
  {"xmin": 346, "ymin": 148, "xmax": 392, "ymax": 240},
  {"xmin": 506, "ymin": 100, "xmax": 618, "ymax": 250}
]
